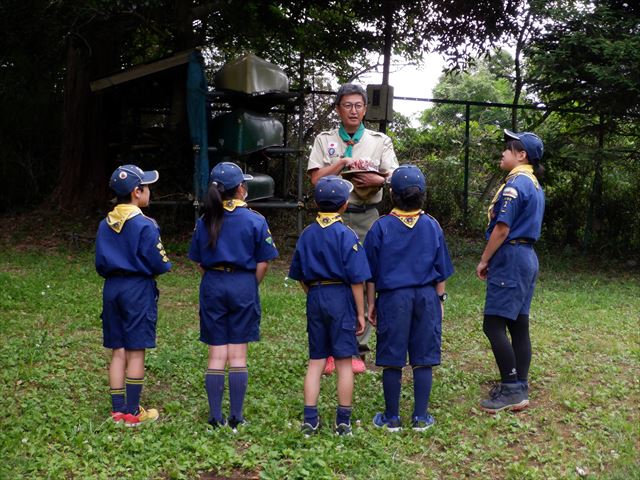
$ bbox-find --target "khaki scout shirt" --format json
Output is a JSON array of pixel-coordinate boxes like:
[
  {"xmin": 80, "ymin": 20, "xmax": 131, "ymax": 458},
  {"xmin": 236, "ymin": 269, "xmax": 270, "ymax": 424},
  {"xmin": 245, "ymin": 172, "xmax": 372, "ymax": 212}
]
[{"xmin": 308, "ymin": 127, "xmax": 398, "ymax": 206}]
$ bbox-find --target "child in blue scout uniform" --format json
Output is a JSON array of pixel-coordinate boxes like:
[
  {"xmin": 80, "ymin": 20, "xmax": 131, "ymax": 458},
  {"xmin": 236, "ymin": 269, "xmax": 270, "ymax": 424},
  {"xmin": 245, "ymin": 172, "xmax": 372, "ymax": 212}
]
[
  {"xmin": 288, "ymin": 175, "xmax": 370, "ymax": 436},
  {"xmin": 476, "ymin": 130, "xmax": 545, "ymax": 413},
  {"xmin": 363, "ymin": 165, "xmax": 454, "ymax": 431},
  {"xmin": 189, "ymin": 162, "xmax": 278, "ymax": 430},
  {"xmin": 95, "ymin": 164, "xmax": 172, "ymax": 426}
]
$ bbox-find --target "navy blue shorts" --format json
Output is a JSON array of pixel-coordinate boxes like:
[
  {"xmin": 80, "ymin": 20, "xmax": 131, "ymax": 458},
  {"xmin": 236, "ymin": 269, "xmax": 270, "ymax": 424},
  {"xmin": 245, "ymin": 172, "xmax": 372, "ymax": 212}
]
[
  {"xmin": 375, "ymin": 285, "xmax": 442, "ymax": 367},
  {"xmin": 199, "ymin": 270, "xmax": 260, "ymax": 345},
  {"xmin": 306, "ymin": 284, "xmax": 359, "ymax": 359},
  {"xmin": 101, "ymin": 277, "xmax": 158, "ymax": 350},
  {"xmin": 484, "ymin": 243, "xmax": 538, "ymax": 321}
]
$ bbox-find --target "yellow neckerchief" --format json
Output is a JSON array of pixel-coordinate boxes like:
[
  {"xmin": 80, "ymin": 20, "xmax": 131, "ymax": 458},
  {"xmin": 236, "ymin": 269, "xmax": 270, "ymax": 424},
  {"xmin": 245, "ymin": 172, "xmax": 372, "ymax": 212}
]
[
  {"xmin": 315, "ymin": 212, "xmax": 343, "ymax": 228},
  {"xmin": 106, "ymin": 204, "xmax": 142, "ymax": 233},
  {"xmin": 223, "ymin": 199, "xmax": 247, "ymax": 212},
  {"xmin": 390, "ymin": 208, "xmax": 423, "ymax": 229},
  {"xmin": 487, "ymin": 165, "xmax": 540, "ymax": 224}
]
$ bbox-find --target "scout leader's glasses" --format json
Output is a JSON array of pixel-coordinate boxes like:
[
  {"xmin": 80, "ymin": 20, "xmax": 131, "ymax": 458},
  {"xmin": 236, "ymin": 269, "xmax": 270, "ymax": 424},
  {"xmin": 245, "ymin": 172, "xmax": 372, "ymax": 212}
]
[{"xmin": 339, "ymin": 102, "xmax": 365, "ymax": 111}]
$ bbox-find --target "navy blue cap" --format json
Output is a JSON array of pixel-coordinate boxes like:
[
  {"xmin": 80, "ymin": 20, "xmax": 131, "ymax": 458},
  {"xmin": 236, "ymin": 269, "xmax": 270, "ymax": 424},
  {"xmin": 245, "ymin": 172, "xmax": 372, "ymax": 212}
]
[
  {"xmin": 504, "ymin": 129, "xmax": 544, "ymax": 164},
  {"xmin": 210, "ymin": 162, "xmax": 253, "ymax": 191},
  {"xmin": 390, "ymin": 165, "xmax": 425, "ymax": 193},
  {"xmin": 315, "ymin": 175, "xmax": 353, "ymax": 207},
  {"xmin": 109, "ymin": 164, "xmax": 159, "ymax": 196}
]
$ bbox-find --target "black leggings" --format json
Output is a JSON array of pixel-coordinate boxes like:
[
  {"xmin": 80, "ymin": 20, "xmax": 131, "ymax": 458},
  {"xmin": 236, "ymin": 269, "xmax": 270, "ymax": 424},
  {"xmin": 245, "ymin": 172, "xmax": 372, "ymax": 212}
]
[{"xmin": 483, "ymin": 314, "xmax": 531, "ymax": 382}]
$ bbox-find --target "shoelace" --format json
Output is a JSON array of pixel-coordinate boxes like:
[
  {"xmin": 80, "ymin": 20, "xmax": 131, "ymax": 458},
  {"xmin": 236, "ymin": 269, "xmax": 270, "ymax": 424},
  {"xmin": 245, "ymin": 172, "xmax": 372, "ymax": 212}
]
[{"xmin": 488, "ymin": 384, "xmax": 503, "ymax": 399}]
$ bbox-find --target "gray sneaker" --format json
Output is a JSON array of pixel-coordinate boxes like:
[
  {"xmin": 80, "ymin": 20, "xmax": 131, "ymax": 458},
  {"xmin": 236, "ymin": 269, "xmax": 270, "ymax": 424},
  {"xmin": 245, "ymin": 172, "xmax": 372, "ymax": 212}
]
[
  {"xmin": 480, "ymin": 383, "xmax": 529, "ymax": 413},
  {"xmin": 301, "ymin": 421, "xmax": 320, "ymax": 437},
  {"xmin": 335, "ymin": 422, "xmax": 353, "ymax": 436}
]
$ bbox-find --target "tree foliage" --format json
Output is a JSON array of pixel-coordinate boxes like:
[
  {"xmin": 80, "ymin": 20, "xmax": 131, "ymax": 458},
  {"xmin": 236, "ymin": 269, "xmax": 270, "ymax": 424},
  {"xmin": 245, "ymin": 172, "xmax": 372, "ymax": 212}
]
[{"xmin": 528, "ymin": 0, "xmax": 640, "ymax": 118}]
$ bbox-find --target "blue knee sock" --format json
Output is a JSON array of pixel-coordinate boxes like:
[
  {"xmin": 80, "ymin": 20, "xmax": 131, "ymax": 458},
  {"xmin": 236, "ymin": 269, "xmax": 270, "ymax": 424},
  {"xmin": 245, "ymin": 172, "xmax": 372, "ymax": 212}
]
[
  {"xmin": 304, "ymin": 405, "xmax": 319, "ymax": 427},
  {"xmin": 125, "ymin": 377, "xmax": 144, "ymax": 415},
  {"xmin": 228, "ymin": 367, "xmax": 248, "ymax": 421},
  {"xmin": 336, "ymin": 405, "xmax": 352, "ymax": 426},
  {"xmin": 110, "ymin": 387, "xmax": 126, "ymax": 413},
  {"xmin": 412, "ymin": 366, "xmax": 433, "ymax": 418},
  {"xmin": 382, "ymin": 367, "xmax": 402, "ymax": 418},
  {"xmin": 205, "ymin": 369, "xmax": 225, "ymax": 422}
]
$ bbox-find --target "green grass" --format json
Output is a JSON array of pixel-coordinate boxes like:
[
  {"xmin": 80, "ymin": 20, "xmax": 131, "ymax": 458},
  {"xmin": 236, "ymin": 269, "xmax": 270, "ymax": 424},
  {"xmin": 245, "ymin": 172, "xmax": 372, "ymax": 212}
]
[{"xmin": 0, "ymin": 240, "xmax": 638, "ymax": 479}]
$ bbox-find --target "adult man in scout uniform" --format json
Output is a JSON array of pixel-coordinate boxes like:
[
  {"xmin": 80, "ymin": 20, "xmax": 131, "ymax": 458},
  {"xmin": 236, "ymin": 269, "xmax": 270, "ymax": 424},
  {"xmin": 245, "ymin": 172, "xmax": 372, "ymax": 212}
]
[{"xmin": 307, "ymin": 83, "xmax": 399, "ymax": 373}]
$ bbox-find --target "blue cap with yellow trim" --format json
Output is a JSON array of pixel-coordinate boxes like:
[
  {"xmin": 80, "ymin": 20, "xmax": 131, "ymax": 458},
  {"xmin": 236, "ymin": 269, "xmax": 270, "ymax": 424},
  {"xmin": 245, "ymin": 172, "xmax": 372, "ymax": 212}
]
[
  {"xmin": 391, "ymin": 165, "xmax": 425, "ymax": 193},
  {"xmin": 315, "ymin": 175, "xmax": 353, "ymax": 208},
  {"xmin": 109, "ymin": 164, "xmax": 159, "ymax": 196}
]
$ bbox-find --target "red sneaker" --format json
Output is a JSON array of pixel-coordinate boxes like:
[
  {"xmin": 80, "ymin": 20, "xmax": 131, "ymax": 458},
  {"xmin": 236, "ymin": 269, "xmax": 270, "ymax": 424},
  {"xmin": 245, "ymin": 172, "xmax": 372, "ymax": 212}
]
[
  {"xmin": 352, "ymin": 357, "xmax": 366, "ymax": 374},
  {"xmin": 323, "ymin": 356, "xmax": 336, "ymax": 375},
  {"xmin": 110, "ymin": 411, "xmax": 127, "ymax": 423},
  {"xmin": 123, "ymin": 406, "xmax": 159, "ymax": 427}
]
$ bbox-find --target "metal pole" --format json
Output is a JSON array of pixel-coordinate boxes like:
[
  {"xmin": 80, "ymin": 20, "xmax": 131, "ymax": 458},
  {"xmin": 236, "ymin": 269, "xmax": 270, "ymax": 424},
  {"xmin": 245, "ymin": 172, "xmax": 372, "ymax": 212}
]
[
  {"xmin": 379, "ymin": 0, "xmax": 393, "ymax": 134},
  {"xmin": 193, "ymin": 144, "xmax": 201, "ymax": 223},
  {"xmin": 463, "ymin": 103, "xmax": 470, "ymax": 223},
  {"xmin": 297, "ymin": 53, "xmax": 306, "ymax": 235}
]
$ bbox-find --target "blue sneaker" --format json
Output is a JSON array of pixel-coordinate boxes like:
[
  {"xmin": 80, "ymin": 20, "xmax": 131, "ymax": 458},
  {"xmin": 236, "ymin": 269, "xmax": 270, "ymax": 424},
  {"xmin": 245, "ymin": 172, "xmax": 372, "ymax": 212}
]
[
  {"xmin": 411, "ymin": 414, "xmax": 435, "ymax": 431},
  {"xmin": 372, "ymin": 413, "xmax": 402, "ymax": 432}
]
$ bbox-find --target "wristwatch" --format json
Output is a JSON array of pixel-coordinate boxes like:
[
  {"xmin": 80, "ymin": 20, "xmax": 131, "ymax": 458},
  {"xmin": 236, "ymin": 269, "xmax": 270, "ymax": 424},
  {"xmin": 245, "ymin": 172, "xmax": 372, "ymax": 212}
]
[{"xmin": 438, "ymin": 293, "xmax": 448, "ymax": 303}]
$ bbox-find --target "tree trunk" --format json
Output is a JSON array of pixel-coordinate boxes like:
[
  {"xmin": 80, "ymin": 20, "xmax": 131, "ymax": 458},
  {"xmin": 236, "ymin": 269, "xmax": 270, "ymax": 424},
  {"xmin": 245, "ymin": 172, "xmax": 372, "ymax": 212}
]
[
  {"xmin": 52, "ymin": 30, "xmax": 117, "ymax": 211},
  {"xmin": 583, "ymin": 115, "xmax": 605, "ymax": 251}
]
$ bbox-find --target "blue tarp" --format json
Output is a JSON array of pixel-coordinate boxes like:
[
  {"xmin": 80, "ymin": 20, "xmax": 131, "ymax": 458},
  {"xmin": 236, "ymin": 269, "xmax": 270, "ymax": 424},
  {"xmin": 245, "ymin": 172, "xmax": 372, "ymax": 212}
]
[{"xmin": 186, "ymin": 51, "xmax": 209, "ymax": 200}]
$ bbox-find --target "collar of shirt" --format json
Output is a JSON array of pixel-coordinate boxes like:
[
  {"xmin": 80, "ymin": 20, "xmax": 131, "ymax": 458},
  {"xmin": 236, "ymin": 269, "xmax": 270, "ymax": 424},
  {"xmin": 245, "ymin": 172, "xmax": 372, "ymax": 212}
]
[
  {"xmin": 315, "ymin": 212, "xmax": 343, "ymax": 228},
  {"xmin": 223, "ymin": 199, "xmax": 248, "ymax": 212},
  {"xmin": 389, "ymin": 208, "xmax": 423, "ymax": 229},
  {"xmin": 106, "ymin": 204, "xmax": 142, "ymax": 233}
]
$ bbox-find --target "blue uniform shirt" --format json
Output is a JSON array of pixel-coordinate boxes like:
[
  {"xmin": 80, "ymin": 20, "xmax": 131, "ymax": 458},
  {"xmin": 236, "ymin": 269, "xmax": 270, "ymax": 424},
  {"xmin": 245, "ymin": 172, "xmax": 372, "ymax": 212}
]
[
  {"xmin": 364, "ymin": 210, "xmax": 454, "ymax": 292},
  {"xmin": 487, "ymin": 172, "xmax": 545, "ymax": 242},
  {"xmin": 288, "ymin": 214, "xmax": 371, "ymax": 284},
  {"xmin": 95, "ymin": 207, "xmax": 171, "ymax": 277},
  {"xmin": 189, "ymin": 205, "xmax": 278, "ymax": 269}
]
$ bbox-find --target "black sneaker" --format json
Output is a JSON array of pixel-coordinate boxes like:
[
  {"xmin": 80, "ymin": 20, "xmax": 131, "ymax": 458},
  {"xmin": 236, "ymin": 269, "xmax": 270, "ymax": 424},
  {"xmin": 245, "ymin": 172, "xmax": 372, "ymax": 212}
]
[
  {"xmin": 228, "ymin": 416, "xmax": 247, "ymax": 433},
  {"xmin": 480, "ymin": 383, "xmax": 529, "ymax": 413},
  {"xmin": 208, "ymin": 416, "xmax": 227, "ymax": 428},
  {"xmin": 301, "ymin": 420, "xmax": 320, "ymax": 437},
  {"xmin": 334, "ymin": 422, "xmax": 352, "ymax": 436}
]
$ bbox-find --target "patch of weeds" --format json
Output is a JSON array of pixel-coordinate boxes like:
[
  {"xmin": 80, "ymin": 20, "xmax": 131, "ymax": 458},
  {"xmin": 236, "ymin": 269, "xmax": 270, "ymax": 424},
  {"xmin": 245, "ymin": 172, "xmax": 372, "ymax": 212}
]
[{"xmin": 0, "ymin": 245, "xmax": 638, "ymax": 478}]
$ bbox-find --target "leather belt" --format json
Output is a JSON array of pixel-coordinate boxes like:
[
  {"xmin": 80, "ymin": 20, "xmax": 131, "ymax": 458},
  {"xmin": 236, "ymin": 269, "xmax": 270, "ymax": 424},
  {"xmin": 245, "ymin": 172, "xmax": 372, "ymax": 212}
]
[
  {"xmin": 207, "ymin": 264, "xmax": 237, "ymax": 272},
  {"xmin": 508, "ymin": 238, "xmax": 535, "ymax": 245},
  {"xmin": 345, "ymin": 203, "xmax": 379, "ymax": 213},
  {"xmin": 307, "ymin": 279, "xmax": 344, "ymax": 287}
]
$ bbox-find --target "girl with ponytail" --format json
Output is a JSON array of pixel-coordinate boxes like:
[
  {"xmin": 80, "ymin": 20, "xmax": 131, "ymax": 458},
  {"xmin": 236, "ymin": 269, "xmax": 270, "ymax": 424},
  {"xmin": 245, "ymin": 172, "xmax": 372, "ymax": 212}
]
[{"xmin": 189, "ymin": 162, "xmax": 279, "ymax": 430}]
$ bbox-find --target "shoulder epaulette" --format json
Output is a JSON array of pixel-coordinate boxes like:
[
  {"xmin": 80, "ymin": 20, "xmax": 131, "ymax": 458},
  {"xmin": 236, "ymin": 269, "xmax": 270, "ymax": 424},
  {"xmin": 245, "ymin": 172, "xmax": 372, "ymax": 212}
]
[
  {"xmin": 508, "ymin": 171, "xmax": 540, "ymax": 190},
  {"xmin": 247, "ymin": 207, "xmax": 266, "ymax": 219},
  {"xmin": 365, "ymin": 129, "xmax": 388, "ymax": 138},
  {"xmin": 426, "ymin": 213, "xmax": 443, "ymax": 229},
  {"xmin": 317, "ymin": 128, "xmax": 338, "ymax": 136},
  {"xmin": 141, "ymin": 214, "xmax": 159, "ymax": 228}
]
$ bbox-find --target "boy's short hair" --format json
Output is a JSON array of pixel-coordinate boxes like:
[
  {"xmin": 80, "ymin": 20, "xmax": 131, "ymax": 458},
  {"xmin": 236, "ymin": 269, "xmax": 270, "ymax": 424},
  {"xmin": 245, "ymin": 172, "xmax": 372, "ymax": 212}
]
[
  {"xmin": 391, "ymin": 187, "xmax": 426, "ymax": 211},
  {"xmin": 315, "ymin": 175, "xmax": 353, "ymax": 210},
  {"xmin": 110, "ymin": 164, "xmax": 159, "ymax": 196}
]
